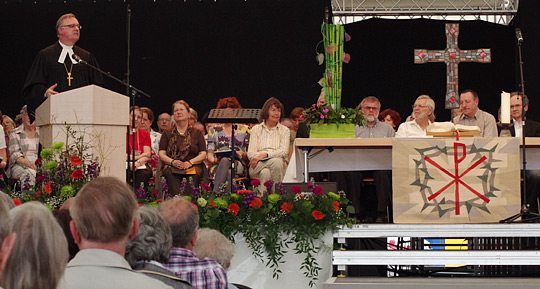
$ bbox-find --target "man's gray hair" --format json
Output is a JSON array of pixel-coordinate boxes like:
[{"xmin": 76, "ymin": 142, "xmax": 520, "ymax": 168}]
[
  {"xmin": 159, "ymin": 198, "xmax": 199, "ymax": 248},
  {"xmin": 0, "ymin": 191, "xmax": 15, "ymax": 210},
  {"xmin": 56, "ymin": 13, "xmax": 76, "ymax": 37},
  {"xmin": 4, "ymin": 202, "xmax": 68, "ymax": 289},
  {"xmin": 125, "ymin": 206, "xmax": 173, "ymax": 267},
  {"xmin": 416, "ymin": 94, "xmax": 436, "ymax": 121},
  {"xmin": 0, "ymin": 201, "xmax": 10, "ymax": 246},
  {"xmin": 357, "ymin": 96, "xmax": 381, "ymax": 111},
  {"xmin": 193, "ymin": 228, "xmax": 235, "ymax": 270},
  {"xmin": 511, "ymin": 91, "xmax": 529, "ymax": 107}
]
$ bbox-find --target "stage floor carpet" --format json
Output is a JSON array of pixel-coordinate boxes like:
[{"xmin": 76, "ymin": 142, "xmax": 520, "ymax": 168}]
[{"xmin": 324, "ymin": 277, "xmax": 540, "ymax": 289}]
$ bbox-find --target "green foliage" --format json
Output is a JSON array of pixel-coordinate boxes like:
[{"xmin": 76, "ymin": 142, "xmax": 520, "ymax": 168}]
[{"xmin": 302, "ymin": 103, "xmax": 365, "ymax": 127}]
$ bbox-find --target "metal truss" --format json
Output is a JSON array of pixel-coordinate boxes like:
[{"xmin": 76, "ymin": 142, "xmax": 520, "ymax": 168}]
[{"xmin": 332, "ymin": 0, "xmax": 519, "ymax": 25}]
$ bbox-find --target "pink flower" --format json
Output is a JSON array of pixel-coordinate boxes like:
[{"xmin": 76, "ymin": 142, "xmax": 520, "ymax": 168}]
[
  {"xmin": 323, "ymin": 108, "xmax": 329, "ymax": 113},
  {"xmin": 320, "ymin": 114, "xmax": 324, "ymax": 119},
  {"xmin": 201, "ymin": 183, "xmax": 211, "ymax": 191},
  {"xmin": 313, "ymin": 186, "xmax": 324, "ymax": 195},
  {"xmin": 251, "ymin": 179, "xmax": 261, "ymax": 187},
  {"xmin": 70, "ymin": 170, "xmax": 84, "ymax": 180}
]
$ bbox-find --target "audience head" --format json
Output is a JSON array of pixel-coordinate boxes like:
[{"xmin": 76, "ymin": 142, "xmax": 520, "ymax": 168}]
[
  {"xmin": 216, "ymin": 97, "xmax": 242, "ymax": 109},
  {"xmin": 281, "ymin": 118, "xmax": 294, "ymax": 131},
  {"xmin": 189, "ymin": 108, "xmax": 198, "ymax": 126},
  {"xmin": 54, "ymin": 209, "xmax": 79, "ymax": 260},
  {"xmin": 259, "ymin": 97, "xmax": 284, "ymax": 125},
  {"xmin": 20, "ymin": 105, "xmax": 32, "ymax": 127},
  {"xmin": 378, "ymin": 109, "xmax": 401, "ymax": 131},
  {"xmin": 193, "ymin": 228, "xmax": 234, "ymax": 270},
  {"xmin": 289, "ymin": 107, "xmax": 304, "ymax": 132},
  {"xmin": 14, "ymin": 114, "xmax": 22, "ymax": 127},
  {"xmin": 510, "ymin": 91, "xmax": 528, "ymax": 121},
  {"xmin": 70, "ymin": 177, "xmax": 139, "ymax": 245},
  {"xmin": 129, "ymin": 106, "xmax": 142, "ymax": 129},
  {"xmin": 157, "ymin": 113, "xmax": 171, "ymax": 133},
  {"xmin": 412, "ymin": 94, "xmax": 435, "ymax": 122},
  {"xmin": 317, "ymin": 88, "xmax": 326, "ymax": 106},
  {"xmin": 139, "ymin": 107, "xmax": 155, "ymax": 132},
  {"xmin": 125, "ymin": 206, "xmax": 173, "ymax": 268},
  {"xmin": 172, "ymin": 100, "xmax": 191, "ymax": 124},
  {"xmin": 159, "ymin": 198, "xmax": 199, "ymax": 249},
  {"xmin": 0, "ymin": 191, "xmax": 15, "ymax": 210},
  {"xmin": 0, "ymin": 201, "xmax": 15, "ymax": 282},
  {"xmin": 357, "ymin": 96, "xmax": 381, "ymax": 124},
  {"xmin": 2, "ymin": 115, "xmax": 16, "ymax": 134},
  {"xmin": 459, "ymin": 89, "xmax": 479, "ymax": 118},
  {"xmin": 4, "ymin": 202, "xmax": 68, "ymax": 289}
]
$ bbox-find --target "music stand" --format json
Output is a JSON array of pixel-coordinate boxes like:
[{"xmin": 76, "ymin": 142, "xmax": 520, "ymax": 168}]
[{"xmin": 207, "ymin": 108, "xmax": 261, "ymax": 192}]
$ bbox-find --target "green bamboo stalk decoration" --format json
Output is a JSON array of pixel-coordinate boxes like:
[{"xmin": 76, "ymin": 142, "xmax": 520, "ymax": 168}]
[{"xmin": 321, "ymin": 22, "xmax": 345, "ymax": 110}]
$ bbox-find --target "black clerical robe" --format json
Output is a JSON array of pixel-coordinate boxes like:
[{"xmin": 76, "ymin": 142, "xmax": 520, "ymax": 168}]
[{"xmin": 22, "ymin": 42, "xmax": 104, "ymax": 120}]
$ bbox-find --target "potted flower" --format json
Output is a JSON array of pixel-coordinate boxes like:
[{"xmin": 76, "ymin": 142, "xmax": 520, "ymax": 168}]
[{"xmin": 302, "ymin": 103, "xmax": 365, "ymax": 138}]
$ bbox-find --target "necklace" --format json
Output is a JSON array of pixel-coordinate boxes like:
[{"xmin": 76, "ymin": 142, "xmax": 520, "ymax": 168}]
[{"xmin": 63, "ymin": 61, "xmax": 74, "ymax": 86}]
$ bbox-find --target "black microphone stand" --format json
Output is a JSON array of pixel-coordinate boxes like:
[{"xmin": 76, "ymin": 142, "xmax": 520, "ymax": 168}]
[{"xmin": 500, "ymin": 30, "xmax": 540, "ymax": 223}]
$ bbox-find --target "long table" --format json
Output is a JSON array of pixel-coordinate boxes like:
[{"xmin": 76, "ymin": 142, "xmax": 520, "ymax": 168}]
[{"xmin": 283, "ymin": 137, "xmax": 540, "ymax": 183}]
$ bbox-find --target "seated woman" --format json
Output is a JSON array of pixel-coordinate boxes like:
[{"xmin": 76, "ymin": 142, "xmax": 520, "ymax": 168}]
[
  {"xmin": 127, "ymin": 106, "xmax": 153, "ymax": 190},
  {"xmin": 0, "ymin": 110, "xmax": 7, "ymax": 182},
  {"xmin": 378, "ymin": 108, "xmax": 402, "ymax": 132},
  {"xmin": 3, "ymin": 201, "xmax": 69, "ymax": 289},
  {"xmin": 8, "ymin": 105, "xmax": 39, "ymax": 186},
  {"xmin": 207, "ymin": 97, "xmax": 250, "ymax": 193},
  {"xmin": 247, "ymin": 97, "xmax": 290, "ymax": 194},
  {"xmin": 159, "ymin": 100, "xmax": 206, "ymax": 196}
]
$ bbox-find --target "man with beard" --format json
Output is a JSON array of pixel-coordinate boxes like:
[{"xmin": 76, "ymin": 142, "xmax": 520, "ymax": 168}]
[
  {"xmin": 396, "ymin": 95, "xmax": 435, "ymax": 137},
  {"xmin": 329, "ymin": 96, "xmax": 394, "ymax": 223}
]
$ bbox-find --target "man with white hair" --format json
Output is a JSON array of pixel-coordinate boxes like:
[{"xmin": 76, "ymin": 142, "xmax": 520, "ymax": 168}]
[{"xmin": 396, "ymin": 95, "xmax": 435, "ymax": 137}]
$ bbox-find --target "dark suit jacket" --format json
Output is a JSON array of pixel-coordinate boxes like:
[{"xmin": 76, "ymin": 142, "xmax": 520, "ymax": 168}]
[{"xmin": 508, "ymin": 119, "xmax": 540, "ymax": 137}]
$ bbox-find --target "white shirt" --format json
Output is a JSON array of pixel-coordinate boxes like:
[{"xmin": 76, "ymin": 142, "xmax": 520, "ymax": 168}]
[
  {"xmin": 395, "ymin": 120, "xmax": 431, "ymax": 137},
  {"xmin": 513, "ymin": 119, "xmax": 523, "ymax": 138}
]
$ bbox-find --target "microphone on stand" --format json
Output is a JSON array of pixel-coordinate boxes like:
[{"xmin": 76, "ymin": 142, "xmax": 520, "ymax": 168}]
[
  {"xmin": 515, "ymin": 28, "xmax": 523, "ymax": 44},
  {"xmin": 72, "ymin": 54, "xmax": 87, "ymax": 64}
]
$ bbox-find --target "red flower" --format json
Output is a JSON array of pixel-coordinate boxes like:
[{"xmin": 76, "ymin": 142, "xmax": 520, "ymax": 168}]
[
  {"xmin": 70, "ymin": 170, "xmax": 84, "ymax": 180},
  {"xmin": 250, "ymin": 179, "xmax": 261, "ymax": 187},
  {"xmin": 249, "ymin": 198, "xmax": 262, "ymax": 209},
  {"xmin": 210, "ymin": 200, "xmax": 217, "ymax": 208},
  {"xmin": 44, "ymin": 182, "xmax": 52, "ymax": 194},
  {"xmin": 191, "ymin": 202, "xmax": 199, "ymax": 210},
  {"xmin": 35, "ymin": 191, "xmax": 42, "ymax": 197},
  {"xmin": 12, "ymin": 199, "xmax": 22, "ymax": 206},
  {"xmin": 312, "ymin": 210, "xmax": 324, "ymax": 220},
  {"xmin": 70, "ymin": 155, "xmax": 83, "ymax": 166},
  {"xmin": 153, "ymin": 198, "xmax": 163, "ymax": 203},
  {"xmin": 201, "ymin": 183, "xmax": 211, "ymax": 191},
  {"xmin": 332, "ymin": 201, "xmax": 340, "ymax": 211},
  {"xmin": 237, "ymin": 190, "xmax": 251, "ymax": 194},
  {"xmin": 313, "ymin": 186, "xmax": 324, "ymax": 195},
  {"xmin": 227, "ymin": 203, "xmax": 240, "ymax": 216},
  {"xmin": 281, "ymin": 202, "xmax": 293, "ymax": 213},
  {"xmin": 152, "ymin": 190, "xmax": 159, "ymax": 197},
  {"xmin": 291, "ymin": 185, "xmax": 302, "ymax": 194},
  {"xmin": 138, "ymin": 203, "xmax": 143, "ymax": 207}
]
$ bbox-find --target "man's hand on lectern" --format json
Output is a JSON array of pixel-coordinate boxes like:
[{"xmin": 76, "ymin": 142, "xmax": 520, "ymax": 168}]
[{"xmin": 45, "ymin": 83, "xmax": 58, "ymax": 98}]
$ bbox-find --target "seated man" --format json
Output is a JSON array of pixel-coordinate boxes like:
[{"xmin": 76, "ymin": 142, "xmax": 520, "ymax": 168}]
[
  {"xmin": 353, "ymin": 96, "xmax": 395, "ymax": 223},
  {"xmin": 396, "ymin": 95, "xmax": 435, "ymax": 137},
  {"xmin": 58, "ymin": 177, "xmax": 173, "ymax": 289},
  {"xmin": 453, "ymin": 89, "xmax": 497, "ymax": 137},
  {"xmin": 159, "ymin": 198, "xmax": 228, "ymax": 289}
]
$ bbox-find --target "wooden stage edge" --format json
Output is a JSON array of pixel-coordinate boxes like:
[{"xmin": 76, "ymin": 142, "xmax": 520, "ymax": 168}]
[{"xmin": 323, "ymin": 277, "xmax": 540, "ymax": 289}]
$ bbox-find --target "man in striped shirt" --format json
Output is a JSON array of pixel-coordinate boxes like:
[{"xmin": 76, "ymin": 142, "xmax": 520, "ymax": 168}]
[{"xmin": 160, "ymin": 198, "xmax": 228, "ymax": 289}]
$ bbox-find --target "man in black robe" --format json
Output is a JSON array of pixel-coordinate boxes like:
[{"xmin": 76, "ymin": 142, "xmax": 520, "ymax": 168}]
[{"xmin": 22, "ymin": 13, "xmax": 104, "ymax": 121}]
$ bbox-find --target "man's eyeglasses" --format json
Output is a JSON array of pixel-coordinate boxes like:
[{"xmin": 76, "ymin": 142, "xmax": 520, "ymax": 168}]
[
  {"xmin": 412, "ymin": 104, "xmax": 427, "ymax": 109},
  {"xmin": 61, "ymin": 24, "xmax": 82, "ymax": 30}
]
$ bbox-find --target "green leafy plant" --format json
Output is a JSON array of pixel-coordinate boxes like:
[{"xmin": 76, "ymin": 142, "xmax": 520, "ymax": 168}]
[
  {"xmin": 302, "ymin": 103, "xmax": 365, "ymax": 127},
  {"xmin": 176, "ymin": 178, "xmax": 356, "ymax": 287}
]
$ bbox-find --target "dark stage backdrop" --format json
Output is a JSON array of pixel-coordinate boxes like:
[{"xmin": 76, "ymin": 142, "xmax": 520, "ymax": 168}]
[{"xmin": 1, "ymin": 0, "xmax": 539, "ymax": 126}]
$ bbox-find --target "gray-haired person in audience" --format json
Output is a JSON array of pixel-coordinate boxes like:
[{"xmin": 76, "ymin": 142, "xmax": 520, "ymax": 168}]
[
  {"xmin": 126, "ymin": 206, "xmax": 194, "ymax": 289},
  {"xmin": 57, "ymin": 177, "xmax": 173, "ymax": 289},
  {"xmin": 0, "ymin": 201, "xmax": 16, "ymax": 283},
  {"xmin": 3, "ymin": 202, "xmax": 68, "ymax": 289},
  {"xmin": 193, "ymin": 228, "xmax": 251, "ymax": 289},
  {"xmin": 0, "ymin": 191, "xmax": 15, "ymax": 210}
]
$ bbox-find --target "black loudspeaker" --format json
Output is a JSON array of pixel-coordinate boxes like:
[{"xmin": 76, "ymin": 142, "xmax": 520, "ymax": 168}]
[{"xmin": 282, "ymin": 182, "xmax": 338, "ymax": 194}]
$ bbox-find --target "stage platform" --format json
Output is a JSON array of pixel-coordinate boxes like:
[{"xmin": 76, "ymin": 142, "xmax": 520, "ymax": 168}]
[{"xmin": 323, "ymin": 277, "xmax": 540, "ymax": 289}]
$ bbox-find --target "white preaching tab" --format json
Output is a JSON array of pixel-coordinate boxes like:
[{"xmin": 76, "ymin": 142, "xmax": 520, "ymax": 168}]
[{"xmin": 57, "ymin": 41, "xmax": 78, "ymax": 64}]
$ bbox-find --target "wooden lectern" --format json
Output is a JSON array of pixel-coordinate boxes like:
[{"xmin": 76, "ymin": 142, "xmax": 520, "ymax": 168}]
[{"xmin": 35, "ymin": 85, "xmax": 129, "ymax": 181}]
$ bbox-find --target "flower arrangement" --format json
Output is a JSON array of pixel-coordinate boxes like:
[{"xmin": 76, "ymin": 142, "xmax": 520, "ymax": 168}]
[
  {"xmin": 302, "ymin": 103, "xmax": 365, "ymax": 127},
  {"xmin": 173, "ymin": 177, "xmax": 356, "ymax": 287},
  {"xmin": 4, "ymin": 125, "xmax": 100, "ymax": 210}
]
